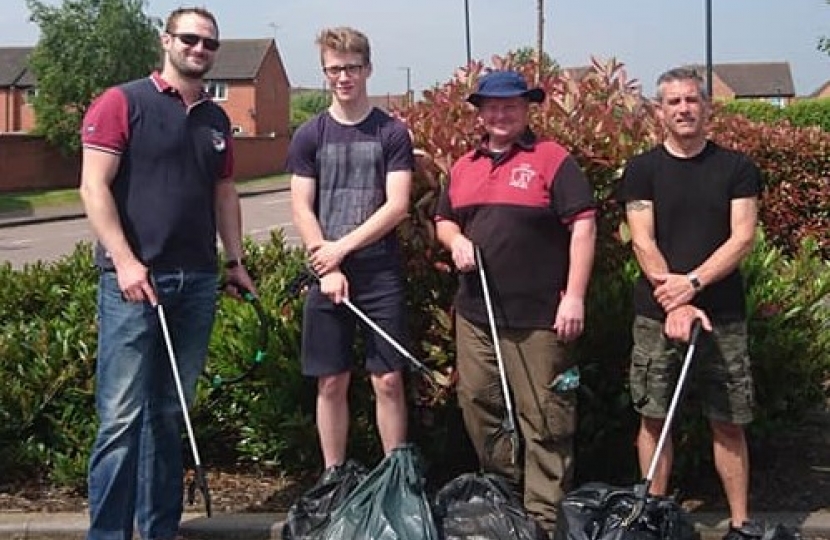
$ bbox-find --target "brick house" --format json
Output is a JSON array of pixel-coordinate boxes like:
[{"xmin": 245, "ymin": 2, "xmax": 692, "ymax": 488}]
[
  {"xmin": 690, "ymin": 61, "xmax": 796, "ymax": 107},
  {"xmin": 0, "ymin": 39, "xmax": 292, "ymax": 191},
  {"xmin": 0, "ymin": 47, "xmax": 37, "ymax": 132},
  {"xmin": 0, "ymin": 38, "xmax": 290, "ymax": 137},
  {"xmin": 809, "ymin": 80, "xmax": 830, "ymax": 99}
]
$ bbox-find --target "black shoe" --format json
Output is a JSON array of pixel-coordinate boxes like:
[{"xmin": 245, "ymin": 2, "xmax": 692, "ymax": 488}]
[
  {"xmin": 723, "ymin": 521, "xmax": 764, "ymax": 540},
  {"xmin": 317, "ymin": 463, "xmax": 344, "ymax": 486}
]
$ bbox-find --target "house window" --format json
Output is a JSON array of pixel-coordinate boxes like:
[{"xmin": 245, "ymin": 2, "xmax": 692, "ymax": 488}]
[
  {"xmin": 232, "ymin": 125, "xmax": 244, "ymax": 135},
  {"xmin": 204, "ymin": 81, "xmax": 228, "ymax": 101},
  {"xmin": 24, "ymin": 87, "xmax": 38, "ymax": 105},
  {"xmin": 768, "ymin": 96, "xmax": 786, "ymax": 109}
]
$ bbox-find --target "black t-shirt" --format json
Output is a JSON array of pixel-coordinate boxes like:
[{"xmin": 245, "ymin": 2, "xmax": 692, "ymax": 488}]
[{"xmin": 618, "ymin": 141, "xmax": 762, "ymax": 322}]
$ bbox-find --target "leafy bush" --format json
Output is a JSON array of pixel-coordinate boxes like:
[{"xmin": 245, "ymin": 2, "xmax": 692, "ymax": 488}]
[
  {"xmin": 782, "ymin": 97, "xmax": 830, "ymax": 132},
  {"xmin": 1, "ymin": 54, "xmax": 828, "ymax": 496},
  {"xmin": 720, "ymin": 100, "xmax": 783, "ymax": 124},
  {"xmin": 396, "ymin": 54, "xmax": 830, "ymax": 486}
]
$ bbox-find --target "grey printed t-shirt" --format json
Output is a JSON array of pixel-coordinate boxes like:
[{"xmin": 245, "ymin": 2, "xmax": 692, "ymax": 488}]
[{"xmin": 287, "ymin": 108, "xmax": 414, "ymax": 264}]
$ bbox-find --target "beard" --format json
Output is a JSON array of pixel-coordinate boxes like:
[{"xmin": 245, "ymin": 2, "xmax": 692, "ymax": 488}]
[{"xmin": 168, "ymin": 51, "xmax": 213, "ymax": 80}]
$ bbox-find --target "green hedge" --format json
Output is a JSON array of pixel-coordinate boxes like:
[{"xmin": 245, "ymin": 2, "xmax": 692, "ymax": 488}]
[
  {"xmin": 721, "ymin": 97, "xmax": 830, "ymax": 132},
  {"xmin": 0, "ymin": 227, "xmax": 827, "ymax": 492}
]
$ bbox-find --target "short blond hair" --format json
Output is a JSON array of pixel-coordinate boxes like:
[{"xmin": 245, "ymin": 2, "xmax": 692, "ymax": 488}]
[{"xmin": 316, "ymin": 27, "xmax": 371, "ymax": 66}]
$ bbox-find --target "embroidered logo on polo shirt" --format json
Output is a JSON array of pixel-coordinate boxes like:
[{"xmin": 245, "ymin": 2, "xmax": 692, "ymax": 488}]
[
  {"xmin": 509, "ymin": 163, "xmax": 537, "ymax": 190},
  {"xmin": 211, "ymin": 129, "xmax": 226, "ymax": 152}
]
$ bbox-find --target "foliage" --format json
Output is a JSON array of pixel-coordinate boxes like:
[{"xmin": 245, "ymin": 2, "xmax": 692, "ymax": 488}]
[
  {"xmin": 721, "ymin": 98, "xmax": 830, "ymax": 132},
  {"xmin": 395, "ymin": 54, "xmax": 830, "ymax": 485},
  {"xmin": 26, "ymin": 0, "xmax": 161, "ymax": 155},
  {"xmin": 290, "ymin": 90, "xmax": 330, "ymax": 134},
  {"xmin": 720, "ymin": 100, "xmax": 783, "ymax": 124},
  {"xmin": 510, "ymin": 47, "xmax": 559, "ymax": 76},
  {"xmin": 782, "ymin": 97, "xmax": 830, "ymax": 132},
  {"xmin": 709, "ymin": 111, "xmax": 830, "ymax": 257},
  {"xmin": 0, "ymin": 244, "xmax": 98, "ymax": 486},
  {"xmin": 1, "ymin": 53, "xmax": 829, "ymax": 495}
]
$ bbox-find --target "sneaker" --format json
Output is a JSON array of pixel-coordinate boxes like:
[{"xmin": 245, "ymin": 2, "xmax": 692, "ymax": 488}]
[
  {"xmin": 317, "ymin": 463, "xmax": 344, "ymax": 485},
  {"xmin": 723, "ymin": 521, "xmax": 765, "ymax": 540}
]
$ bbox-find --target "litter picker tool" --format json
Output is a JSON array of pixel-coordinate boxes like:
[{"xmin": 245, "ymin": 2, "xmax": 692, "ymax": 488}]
[
  {"xmin": 342, "ymin": 296, "xmax": 451, "ymax": 388},
  {"xmin": 301, "ymin": 266, "xmax": 450, "ymax": 389},
  {"xmin": 641, "ymin": 317, "xmax": 703, "ymax": 494},
  {"xmin": 553, "ymin": 318, "xmax": 705, "ymax": 540},
  {"xmin": 475, "ymin": 246, "xmax": 520, "ymax": 466},
  {"xmin": 156, "ymin": 303, "xmax": 212, "ymax": 517},
  {"xmin": 620, "ymin": 317, "xmax": 703, "ymax": 528}
]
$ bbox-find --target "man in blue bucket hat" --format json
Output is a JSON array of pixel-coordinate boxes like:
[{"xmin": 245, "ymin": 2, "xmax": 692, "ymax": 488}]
[{"xmin": 435, "ymin": 69, "xmax": 597, "ymax": 533}]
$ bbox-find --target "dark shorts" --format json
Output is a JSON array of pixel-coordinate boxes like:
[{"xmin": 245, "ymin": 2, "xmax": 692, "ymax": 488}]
[
  {"xmin": 301, "ymin": 265, "xmax": 408, "ymax": 377},
  {"xmin": 629, "ymin": 315, "xmax": 754, "ymax": 425}
]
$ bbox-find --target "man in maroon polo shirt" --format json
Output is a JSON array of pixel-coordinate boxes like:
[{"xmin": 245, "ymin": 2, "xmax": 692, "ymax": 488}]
[{"xmin": 435, "ymin": 69, "xmax": 596, "ymax": 533}]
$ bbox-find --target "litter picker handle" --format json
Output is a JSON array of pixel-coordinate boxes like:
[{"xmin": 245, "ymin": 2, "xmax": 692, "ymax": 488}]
[
  {"xmin": 341, "ymin": 297, "xmax": 432, "ymax": 377},
  {"xmin": 644, "ymin": 317, "xmax": 704, "ymax": 483}
]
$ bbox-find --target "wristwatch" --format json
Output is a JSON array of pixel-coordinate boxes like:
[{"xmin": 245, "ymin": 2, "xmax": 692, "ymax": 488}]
[
  {"xmin": 224, "ymin": 258, "xmax": 245, "ymax": 270},
  {"xmin": 686, "ymin": 272, "xmax": 703, "ymax": 292}
]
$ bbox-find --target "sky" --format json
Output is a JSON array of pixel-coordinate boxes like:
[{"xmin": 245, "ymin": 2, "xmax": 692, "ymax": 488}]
[{"xmin": 1, "ymin": 0, "xmax": 829, "ymax": 98}]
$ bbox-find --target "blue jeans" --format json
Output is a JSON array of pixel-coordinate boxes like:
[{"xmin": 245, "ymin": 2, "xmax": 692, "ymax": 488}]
[{"xmin": 87, "ymin": 270, "xmax": 217, "ymax": 540}]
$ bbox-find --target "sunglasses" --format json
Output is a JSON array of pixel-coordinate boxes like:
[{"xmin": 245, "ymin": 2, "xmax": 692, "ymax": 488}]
[
  {"xmin": 322, "ymin": 64, "xmax": 364, "ymax": 78},
  {"xmin": 170, "ymin": 32, "xmax": 220, "ymax": 52}
]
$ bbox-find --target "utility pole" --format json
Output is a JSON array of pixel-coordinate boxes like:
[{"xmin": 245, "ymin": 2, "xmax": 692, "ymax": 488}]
[
  {"xmin": 464, "ymin": 0, "xmax": 472, "ymax": 66},
  {"xmin": 705, "ymin": 0, "xmax": 713, "ymax": 98},
  {"xmin": 399, "ymin": 66, "xmax": 412, "ymax": 106},
  {"xmin": 536, "ymin": 0, "xmax": 544, "ymax": 79}
]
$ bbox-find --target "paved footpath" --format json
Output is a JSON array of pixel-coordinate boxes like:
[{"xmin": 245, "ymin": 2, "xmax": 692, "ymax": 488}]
[
  {"xmin": 1, "ymin": 511, "xmax": 829, "ymax": 540},
  {"xmin": 0, "ymin": 177, "xmax": 291, "ymax": 229}
]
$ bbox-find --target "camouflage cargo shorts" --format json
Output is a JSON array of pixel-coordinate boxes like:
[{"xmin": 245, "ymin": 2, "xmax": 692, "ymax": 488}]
[{"xmin": 629, "ymin": 315, "xmax": 754, "ymax": 425}]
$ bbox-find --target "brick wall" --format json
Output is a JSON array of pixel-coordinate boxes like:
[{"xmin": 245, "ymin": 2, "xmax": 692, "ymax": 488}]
[
  {"xmin": 0, "ymin": 134, "xmax": 287, "ymax": 193},
  {"xmin": 233, "ymin": 134, "xmax": 289, "ymax": 179},
  {"xmin": 0, "ymin": 134, "xmax": 80, "ymax": 192}
]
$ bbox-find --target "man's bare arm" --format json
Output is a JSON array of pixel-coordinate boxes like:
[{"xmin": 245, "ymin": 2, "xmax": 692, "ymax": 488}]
[
  {"xmin": 691, "ymin": 197, "xmax": 758, "ymax": 287},
  {"xmin": 625, "ymin": 199, "xmax": 669, "ymax": 286},
  {"xmin": 290, "ymin": 174, "xmax": 326, "ymax": 251}
]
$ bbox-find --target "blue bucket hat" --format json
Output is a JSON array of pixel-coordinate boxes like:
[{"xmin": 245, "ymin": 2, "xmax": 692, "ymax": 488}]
[{"xmin": 467, "ymin": 70, "xmax": 546, "ymax": 107}]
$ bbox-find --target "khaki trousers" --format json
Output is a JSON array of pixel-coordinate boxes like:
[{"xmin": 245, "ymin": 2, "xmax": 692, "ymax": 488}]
[{"xmin": 455, "ymin": 314, "xmax": 576, "ymax": 532}]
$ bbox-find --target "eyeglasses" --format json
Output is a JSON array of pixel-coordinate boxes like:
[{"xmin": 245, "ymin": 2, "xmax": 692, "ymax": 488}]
[
  {"xmin": 170, "ymin": 32, "xmax": 221, "ymax": 52},
  {"xmin": 322, "ymin": 64, "xmax": 364, "ymax": 78}
]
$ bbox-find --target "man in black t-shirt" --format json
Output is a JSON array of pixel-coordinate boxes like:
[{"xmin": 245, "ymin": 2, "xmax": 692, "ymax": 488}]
[
  {"xmin": 287, "ymin": 27, "xmax": 414, "ymax": 477},
  {"xmin": 618, "ymin": 67, "xmax": 762, "ymax": 540}
]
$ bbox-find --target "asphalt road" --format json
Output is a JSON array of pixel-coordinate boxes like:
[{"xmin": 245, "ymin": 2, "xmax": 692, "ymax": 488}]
[{"xmin": 0, "ymin": 190, "xmax": 299, "ymax": 269}]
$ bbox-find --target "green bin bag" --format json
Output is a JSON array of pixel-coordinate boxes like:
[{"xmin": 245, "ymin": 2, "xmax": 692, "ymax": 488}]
[{"xmin": 319, "ymin": 444, "xmax": 439, "ymax": 540}]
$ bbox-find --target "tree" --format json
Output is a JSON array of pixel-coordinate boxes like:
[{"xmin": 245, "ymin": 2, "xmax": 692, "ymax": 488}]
[
  {"xmin": 26, "ymin": 0, "xmax": 161, "ymax": 155},
  {"xmin": 510, "ymin": 46, "xmax": 560, "ymax": 76},
  {"xmin": 290, "ymin": 90, "xmax": 330, "ymax": 134}
]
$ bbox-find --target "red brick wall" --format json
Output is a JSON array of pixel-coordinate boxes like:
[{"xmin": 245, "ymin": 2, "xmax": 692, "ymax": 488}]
[
  {"xmin": 254, "ymin": 43, "xmax": 291, "ymax": 137},
  {"xmin": 222, "ymin": 83, "xmax": 257, "ymax": 135},
  {"xmin": 0, "ymin": 134, "xmax": 80, "ymax": 192},
  {"xmin": 233, "ymin": 134, "xmax": 289, "ymax": 179},
  {"xmin": 0, "ymin": 89, "xmax": 38, "ymax": 133},
  {"xmin": 0, "ymin": 134, "xmax": 287, "ymax": 193}
]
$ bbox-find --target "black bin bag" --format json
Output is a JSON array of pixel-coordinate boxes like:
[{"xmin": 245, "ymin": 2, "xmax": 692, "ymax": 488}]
[
  {"xmin": 554, "ymin": 482, "xmax": 696, "ymax": 540},
  {"xmin": 433, "ymin": 472, "xmax": 548, "ymax": 540},
  {"xmin": 554, "ymin": 321, "xmax": 706, "ymax": 540},
  {"xmin": 318, "ymin": 443, "xmax": 439, "ymax": 540},
  {"xmin": 282, "ymin": 459, "xmax": 368, "ymax": 540}
]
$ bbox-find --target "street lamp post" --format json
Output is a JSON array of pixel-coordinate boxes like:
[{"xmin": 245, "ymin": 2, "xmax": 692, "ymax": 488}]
[
  {"xmin": 399, "ymin": 66, "xmax": 412, "ymax": 106},
  {"xmin": 464, "ymin": 0, "xmax": 472, "ymax": 66},
  {"xmin": 705, "ymin": 0, "xmax": 713, "ymax": 98}
]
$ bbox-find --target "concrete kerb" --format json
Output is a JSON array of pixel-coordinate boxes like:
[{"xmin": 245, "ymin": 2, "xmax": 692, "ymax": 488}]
[
  {"xmin": 0, "ymin": 180, "xmax": 291, "ymax": 229},
  {"xmin": 1, "ymin": 511, "xmax": 829, "ymax": 540},
  {"xmin": 0, "ymin": 512, "xmax": 286, "ymax": 540}
]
